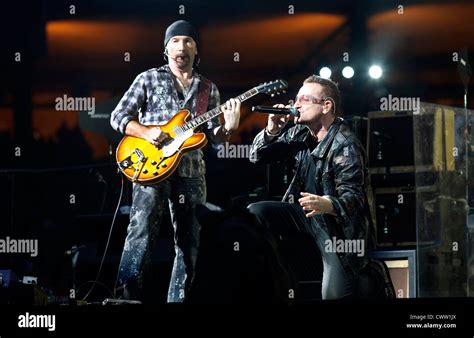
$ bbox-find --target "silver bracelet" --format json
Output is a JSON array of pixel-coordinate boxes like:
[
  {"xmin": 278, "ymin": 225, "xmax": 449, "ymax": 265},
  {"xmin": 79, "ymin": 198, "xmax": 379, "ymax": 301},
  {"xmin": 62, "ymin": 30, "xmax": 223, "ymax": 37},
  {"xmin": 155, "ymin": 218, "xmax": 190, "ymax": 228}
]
[{"xmin": 222, "ymin": 125, "xmax": 233, "ymax": 136}]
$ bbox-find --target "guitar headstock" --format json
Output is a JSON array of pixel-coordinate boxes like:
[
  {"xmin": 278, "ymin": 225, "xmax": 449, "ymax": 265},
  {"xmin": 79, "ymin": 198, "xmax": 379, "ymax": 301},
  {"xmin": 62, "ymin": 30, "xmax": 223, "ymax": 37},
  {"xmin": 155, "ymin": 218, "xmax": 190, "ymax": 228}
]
[{"xmin": 255, "ymin": 79, "xmax": 288, "ymax": 97}]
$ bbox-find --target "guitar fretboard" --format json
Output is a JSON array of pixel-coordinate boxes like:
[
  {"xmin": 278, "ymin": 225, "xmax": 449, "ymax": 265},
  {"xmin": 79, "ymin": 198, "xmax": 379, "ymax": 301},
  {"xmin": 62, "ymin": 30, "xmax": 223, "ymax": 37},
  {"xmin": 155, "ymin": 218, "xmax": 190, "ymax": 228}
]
[{"xmin": 181, "ymin": 88, "xmax": 259, "ymax": 132}]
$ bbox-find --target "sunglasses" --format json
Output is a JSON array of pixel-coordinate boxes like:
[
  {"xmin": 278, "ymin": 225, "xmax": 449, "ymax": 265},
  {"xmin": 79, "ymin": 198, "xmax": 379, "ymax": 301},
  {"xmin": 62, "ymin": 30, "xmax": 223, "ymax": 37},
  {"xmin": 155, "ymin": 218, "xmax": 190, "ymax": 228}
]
[{"xmin": 294, "ymin": 94, "xmax": 327, "ymax": 105}]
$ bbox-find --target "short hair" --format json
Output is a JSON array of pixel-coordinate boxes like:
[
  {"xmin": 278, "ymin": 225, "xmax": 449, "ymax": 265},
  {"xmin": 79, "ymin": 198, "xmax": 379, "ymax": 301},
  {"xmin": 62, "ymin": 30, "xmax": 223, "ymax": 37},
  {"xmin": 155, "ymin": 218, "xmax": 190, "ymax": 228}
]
[{"xmin": 303, "ymin": 75, "xmax": 341, "ymax": 116}]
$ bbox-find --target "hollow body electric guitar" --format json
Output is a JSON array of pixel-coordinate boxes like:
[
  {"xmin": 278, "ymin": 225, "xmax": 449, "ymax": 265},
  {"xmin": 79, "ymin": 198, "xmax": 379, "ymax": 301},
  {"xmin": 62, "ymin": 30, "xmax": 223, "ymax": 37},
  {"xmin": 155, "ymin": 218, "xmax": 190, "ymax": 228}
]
[{"xmin": 116, "ymin": 79, "xmax": 288, "ymax": 185}]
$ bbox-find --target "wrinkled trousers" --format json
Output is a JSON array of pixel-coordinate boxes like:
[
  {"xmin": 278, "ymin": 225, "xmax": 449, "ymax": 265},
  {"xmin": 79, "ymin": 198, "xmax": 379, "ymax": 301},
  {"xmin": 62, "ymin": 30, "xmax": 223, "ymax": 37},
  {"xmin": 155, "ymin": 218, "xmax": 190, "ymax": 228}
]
[
  {"xmin": 116, "ymin": 175, "xmax": 206, "ymax": 303},
  {"xmin": 248, "ymin": 201, "xmax": 356, "ymax": 300}
]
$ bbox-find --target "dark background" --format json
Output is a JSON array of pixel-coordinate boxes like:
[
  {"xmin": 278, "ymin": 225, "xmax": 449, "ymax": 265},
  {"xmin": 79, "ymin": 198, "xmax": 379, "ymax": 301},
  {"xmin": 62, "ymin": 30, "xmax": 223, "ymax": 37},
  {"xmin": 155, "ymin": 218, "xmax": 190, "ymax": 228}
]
[{"xmin": 0, "ymin": 0, "xmax": 472, "ymax": 303}]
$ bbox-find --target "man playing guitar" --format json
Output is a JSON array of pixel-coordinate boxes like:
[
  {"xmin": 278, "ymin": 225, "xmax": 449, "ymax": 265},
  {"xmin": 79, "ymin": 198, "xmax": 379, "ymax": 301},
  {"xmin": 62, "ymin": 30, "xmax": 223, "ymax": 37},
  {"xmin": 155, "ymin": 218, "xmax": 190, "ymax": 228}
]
[{"xmin": 110, "ymin": 20, "xmax": 240, "ymax": 302}]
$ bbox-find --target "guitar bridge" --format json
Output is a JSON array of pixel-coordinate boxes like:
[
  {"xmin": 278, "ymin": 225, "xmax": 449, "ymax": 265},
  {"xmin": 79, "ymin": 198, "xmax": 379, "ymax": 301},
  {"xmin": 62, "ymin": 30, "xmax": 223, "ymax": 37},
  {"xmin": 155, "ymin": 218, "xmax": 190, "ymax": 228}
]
[
  {"xmin": 119, "ymin": 149, "xmax": 146, "ymax": 168},
  {"xmin": 118, "ymin": 149, "xmax": 147, "ymax": 182}
]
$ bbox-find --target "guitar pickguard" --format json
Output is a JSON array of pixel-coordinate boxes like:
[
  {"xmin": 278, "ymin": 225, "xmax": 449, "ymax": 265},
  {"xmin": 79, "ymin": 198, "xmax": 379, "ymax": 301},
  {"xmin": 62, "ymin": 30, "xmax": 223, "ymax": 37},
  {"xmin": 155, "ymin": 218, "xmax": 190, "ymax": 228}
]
[{"xmin": 162, "ymin": 129, "xmax": 194, "ymax": 157}]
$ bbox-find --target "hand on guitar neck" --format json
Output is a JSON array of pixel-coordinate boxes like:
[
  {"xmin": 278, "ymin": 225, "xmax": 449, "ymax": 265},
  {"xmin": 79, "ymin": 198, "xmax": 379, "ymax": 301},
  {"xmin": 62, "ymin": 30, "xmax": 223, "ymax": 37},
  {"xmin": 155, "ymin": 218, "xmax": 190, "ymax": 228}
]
[
  {"xmin": 125, "ymin": 121, "xmax": 168, "ymax": 146},
  {"xmin": 213, "ymin": 98, "xmax": 241, "ymax": 142},
  {"xmin": 220, "ymin": 98, "xmax": 241, "ymax": 133}
]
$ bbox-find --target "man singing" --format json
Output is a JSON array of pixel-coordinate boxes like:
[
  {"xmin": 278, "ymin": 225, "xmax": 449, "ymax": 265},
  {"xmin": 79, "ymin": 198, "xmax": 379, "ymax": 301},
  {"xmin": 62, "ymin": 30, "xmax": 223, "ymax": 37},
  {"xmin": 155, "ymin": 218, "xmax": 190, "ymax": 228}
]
[{"xmin": 248, "ymin": 75, "xmax": 375, "ymax": 300}]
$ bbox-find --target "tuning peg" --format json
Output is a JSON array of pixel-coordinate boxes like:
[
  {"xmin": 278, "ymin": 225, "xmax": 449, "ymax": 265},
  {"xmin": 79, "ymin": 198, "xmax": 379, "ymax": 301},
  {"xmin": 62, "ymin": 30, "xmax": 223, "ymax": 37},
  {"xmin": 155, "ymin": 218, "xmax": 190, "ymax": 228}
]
[{"xmin": 271, "ymin": 93, "xmax": 275, "ymax": 97}]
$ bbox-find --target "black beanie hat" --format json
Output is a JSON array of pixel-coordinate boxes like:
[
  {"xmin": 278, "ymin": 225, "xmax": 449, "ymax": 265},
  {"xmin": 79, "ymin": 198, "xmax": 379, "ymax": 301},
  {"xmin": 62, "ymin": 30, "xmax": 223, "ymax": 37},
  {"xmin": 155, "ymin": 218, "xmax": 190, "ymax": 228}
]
[{"xmin": 164, "ymin": 20, "xmax": 199, "ymax": 47}]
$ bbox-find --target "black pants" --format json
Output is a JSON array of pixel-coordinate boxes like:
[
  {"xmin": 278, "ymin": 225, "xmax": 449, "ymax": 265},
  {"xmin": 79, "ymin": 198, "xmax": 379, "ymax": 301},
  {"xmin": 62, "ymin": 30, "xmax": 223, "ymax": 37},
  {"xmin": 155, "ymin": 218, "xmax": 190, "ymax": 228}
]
[
  {"xmin": 248, "ymin": 201, "xmax": 355, "ymax": 300},
  {"xmin": 116, "ymin": 175, "xmax": 206, "ymax": 302}
]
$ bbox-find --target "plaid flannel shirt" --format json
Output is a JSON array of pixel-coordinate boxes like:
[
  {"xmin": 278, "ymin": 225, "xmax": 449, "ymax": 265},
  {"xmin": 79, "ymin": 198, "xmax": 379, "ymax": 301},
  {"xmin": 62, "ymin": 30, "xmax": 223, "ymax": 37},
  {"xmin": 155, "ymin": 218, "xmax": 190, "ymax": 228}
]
[{"xmin": 111, "ymin": 65, "xmax": 221, "ymax": 177}]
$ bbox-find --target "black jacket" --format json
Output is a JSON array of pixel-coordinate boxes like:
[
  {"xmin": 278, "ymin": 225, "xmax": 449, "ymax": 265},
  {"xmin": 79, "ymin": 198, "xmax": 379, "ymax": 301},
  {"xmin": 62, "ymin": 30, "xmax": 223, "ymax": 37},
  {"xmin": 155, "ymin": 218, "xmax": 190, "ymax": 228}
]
[{"xmin": 249, "ymin": 117, "xmax": 376, "ymax": 277}]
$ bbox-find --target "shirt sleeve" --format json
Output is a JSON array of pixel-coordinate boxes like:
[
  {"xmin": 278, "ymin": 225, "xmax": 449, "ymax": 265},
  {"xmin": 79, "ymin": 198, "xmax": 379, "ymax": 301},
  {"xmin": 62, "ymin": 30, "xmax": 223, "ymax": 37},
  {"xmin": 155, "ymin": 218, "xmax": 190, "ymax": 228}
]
[
  {"xmin": 249, "ymin": 125, "xmax": 306, "ymax": 164},
  {"xmin": 110, "ymin": 73, "xmax": 147, "ymax": 134}
]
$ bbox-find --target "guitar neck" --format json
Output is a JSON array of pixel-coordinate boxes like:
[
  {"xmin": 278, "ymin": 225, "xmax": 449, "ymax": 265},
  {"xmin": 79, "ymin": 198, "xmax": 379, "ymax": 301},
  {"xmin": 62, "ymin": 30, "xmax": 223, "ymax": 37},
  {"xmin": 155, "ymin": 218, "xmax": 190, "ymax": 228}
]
[{"xmin": 181, "ymin": 87, "xmax": 260, "ymax": 132}]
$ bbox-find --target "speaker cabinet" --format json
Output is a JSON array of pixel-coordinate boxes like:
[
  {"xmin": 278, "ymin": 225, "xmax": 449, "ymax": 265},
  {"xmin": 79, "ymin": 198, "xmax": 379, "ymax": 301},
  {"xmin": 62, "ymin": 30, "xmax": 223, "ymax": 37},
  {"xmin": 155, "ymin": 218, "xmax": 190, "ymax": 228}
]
[
  {"xmin": 374, "ymin": 186, "xmax": 417, "ymax": 247},
  {"xmin": 369, "ymin": 249, "xmax": 416, "ymax": 298},
  {"xmin": 367, "ymin": 111, "xmax": 418, "ymax": 248},
  {"xmin": 367, "ymin": 110, "xmax": 415, "ymax": 173}
]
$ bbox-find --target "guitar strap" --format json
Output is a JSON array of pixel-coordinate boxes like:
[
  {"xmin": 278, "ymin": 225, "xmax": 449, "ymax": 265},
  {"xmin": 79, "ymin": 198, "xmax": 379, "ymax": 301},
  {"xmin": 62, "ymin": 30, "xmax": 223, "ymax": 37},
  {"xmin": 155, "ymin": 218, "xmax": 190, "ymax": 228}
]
[{"xmin": 195, "ymin": 75, "xmax": 212, "ymax": 117}]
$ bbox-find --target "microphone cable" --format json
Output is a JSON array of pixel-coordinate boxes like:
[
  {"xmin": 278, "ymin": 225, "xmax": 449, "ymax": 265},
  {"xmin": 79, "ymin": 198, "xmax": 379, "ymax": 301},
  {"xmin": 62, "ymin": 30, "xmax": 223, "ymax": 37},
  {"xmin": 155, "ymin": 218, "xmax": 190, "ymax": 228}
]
[{"xmin": 79, "ymin": 174, "xmax": 125, "ymax": 302}]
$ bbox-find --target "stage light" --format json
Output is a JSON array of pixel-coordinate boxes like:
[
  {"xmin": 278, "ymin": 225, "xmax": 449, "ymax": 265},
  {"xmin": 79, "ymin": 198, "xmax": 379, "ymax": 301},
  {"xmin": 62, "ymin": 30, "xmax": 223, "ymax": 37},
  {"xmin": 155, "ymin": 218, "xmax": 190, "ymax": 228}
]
[
  {"xmin": 369, "ymin": 65, "xmax": 383, "ymax": 79},
  {"xmin": 319, "ymin": 67, "xmax": 332, "ymax": 79},
  {"xmin": 342, "ymin": 66, "xmax": 354, "ymax": 79}
]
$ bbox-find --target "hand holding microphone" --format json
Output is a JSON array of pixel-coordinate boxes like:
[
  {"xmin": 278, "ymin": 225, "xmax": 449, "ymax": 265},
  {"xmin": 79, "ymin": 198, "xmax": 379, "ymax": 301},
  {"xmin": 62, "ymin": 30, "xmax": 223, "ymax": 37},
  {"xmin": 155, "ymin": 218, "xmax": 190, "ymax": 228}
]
[
  {"xmin": 266, "ymin": 104, "xmax": 293, "ymax": 135},
  {"xmin": 251, "ymin": 101, "xmax": 299, "ymax": 136}
]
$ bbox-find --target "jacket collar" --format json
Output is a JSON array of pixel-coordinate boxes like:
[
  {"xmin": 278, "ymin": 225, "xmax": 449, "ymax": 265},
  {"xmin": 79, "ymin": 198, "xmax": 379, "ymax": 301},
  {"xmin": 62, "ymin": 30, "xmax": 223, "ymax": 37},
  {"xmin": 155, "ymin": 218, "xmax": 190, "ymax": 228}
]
[{"xmin": 310, "ymin": 117, "xmax": 344, "ymax": 159}]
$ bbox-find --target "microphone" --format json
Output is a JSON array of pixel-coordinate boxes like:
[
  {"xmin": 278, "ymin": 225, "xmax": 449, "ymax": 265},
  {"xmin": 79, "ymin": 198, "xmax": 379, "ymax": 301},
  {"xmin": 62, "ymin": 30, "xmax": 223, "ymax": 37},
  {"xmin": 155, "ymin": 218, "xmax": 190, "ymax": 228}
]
[
  {"xmin": 251, "ymin": 106, "xmax": 299, "ymax": 117},
  {"xmin": 164, "ymin": 49, "xmax": 176, "ymax": 62},
  {"xmin": 164, "ymin": 49, "xmax": 172, "ymax": 61},
  {"xmin": 164, "ymin": 50, "xmax": 199, "ymax": 66}
]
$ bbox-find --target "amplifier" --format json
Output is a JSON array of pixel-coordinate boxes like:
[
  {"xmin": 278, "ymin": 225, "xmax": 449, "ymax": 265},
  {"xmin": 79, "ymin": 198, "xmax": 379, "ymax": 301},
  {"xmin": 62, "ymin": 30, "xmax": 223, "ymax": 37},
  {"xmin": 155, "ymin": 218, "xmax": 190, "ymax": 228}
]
[
  {"xmin": 374, "ymin": 186, "xmax": 417, "ymax": 247},
  {"xmin": 367, "ymin": 111, "xmax": 415, "ymax": 174}
]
